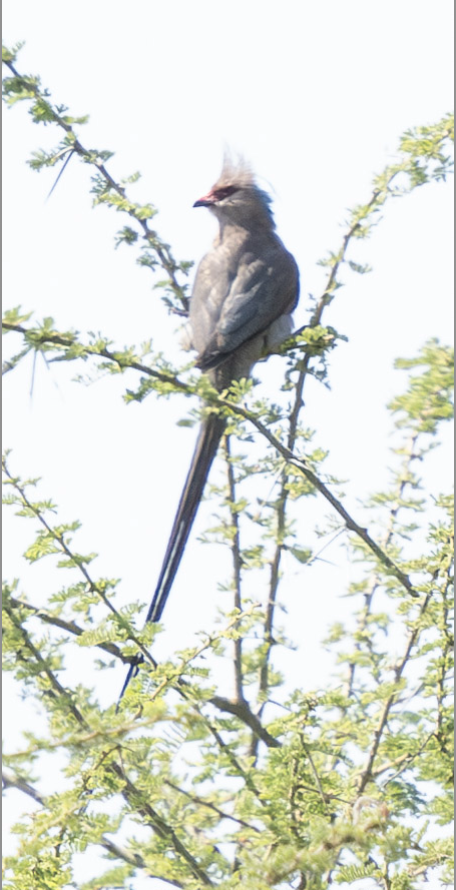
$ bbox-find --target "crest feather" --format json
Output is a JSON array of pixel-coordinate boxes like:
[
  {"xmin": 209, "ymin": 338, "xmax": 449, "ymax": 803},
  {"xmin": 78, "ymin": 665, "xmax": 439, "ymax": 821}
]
[
  {"xmin": 216, "ymin": 152, "xmax": 256, "ymax": 189},
  {"xmin": 213, "ymin": 151, "xmax": 274, "ymax": 223}
]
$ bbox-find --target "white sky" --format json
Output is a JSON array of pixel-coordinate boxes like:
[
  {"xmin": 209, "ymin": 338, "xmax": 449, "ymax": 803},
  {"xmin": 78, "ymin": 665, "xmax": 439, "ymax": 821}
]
[{"xmin": 2, "ymin": 2, "xmax": 454, "ymax": 888}]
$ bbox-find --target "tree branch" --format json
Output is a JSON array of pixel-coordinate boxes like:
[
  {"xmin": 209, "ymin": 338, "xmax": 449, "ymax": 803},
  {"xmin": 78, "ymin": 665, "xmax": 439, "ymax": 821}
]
[
  {"xmin": 215, "ymin": 399, "xmax": 419, "ymax": 598},
  {"xmin": 356, "ymin": 592, "xmax": 432, "ymax": 794},
  {"xmin": 223, "ymin": 435, "xmax": 245, "ymax": 704},
  {"xmin": 164, "ymin": 778, "xmax": 262, "ymax": 833},
  {"xmin": 2, "ymin": 770, "xmax": 184, "ymax": 887},
  {"xmin": 252, "ymin": 176, "xmax": 411, "ymax": 751},
  {"xmin": 3, "ymin": 615, "xmax": 214, "ymax": 886},
  {"xmin": 210, "ymin": 695, "xmax": 280, "ymax": 748},
  {"xmin": 8, "ymin": 595, "xmax": 130, "ymax": 663},
  {"xmin": 344, "ymin": 433, "xmax": 421, "ymax": 699},
  {"xmin": 3, "ymin": 455, "xmax": 158, "ymax": 671},
  {"xmin": 1, "ymin": 321, "xmax": 190, "ymax": 390},
  {"xmin": 3, "ymin": 59, "xmax": 189, "ymax": 314}
]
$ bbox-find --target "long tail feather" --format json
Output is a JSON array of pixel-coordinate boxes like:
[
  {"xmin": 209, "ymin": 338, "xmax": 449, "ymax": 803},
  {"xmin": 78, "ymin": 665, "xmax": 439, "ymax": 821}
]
[{"xmin": 119, "ymin": 414, "xmax": 226, "ymax": 700}]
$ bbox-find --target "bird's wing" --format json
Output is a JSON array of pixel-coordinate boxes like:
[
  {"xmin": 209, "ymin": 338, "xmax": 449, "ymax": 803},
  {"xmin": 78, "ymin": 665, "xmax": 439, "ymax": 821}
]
[{"xmin": 196, "ymin": 246, "xmax": 299, "ymax": 371}]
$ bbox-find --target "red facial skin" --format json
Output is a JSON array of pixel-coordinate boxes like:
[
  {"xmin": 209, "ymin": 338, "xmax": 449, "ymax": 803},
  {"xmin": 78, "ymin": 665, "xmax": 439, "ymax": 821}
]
[{"xmin": 193, "ymin": 185, "xmax": 238, "ymax": 207}]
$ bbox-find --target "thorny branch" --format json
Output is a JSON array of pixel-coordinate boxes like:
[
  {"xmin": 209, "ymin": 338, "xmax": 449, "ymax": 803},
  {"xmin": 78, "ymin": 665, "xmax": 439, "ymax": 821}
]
[
  {"xmin": 5, "ymin": 535, "xmax": 280, "ymax": 751},
  {"xmin": 164, "ymin": 778, "xmax": 262, "ymax": 833},
  {"xmin": 434, "ymin": 553, "xmax": 454, "ymax": 762},
  {"xmin": 2, "ymin": 324, "xmax": 419, "ymax": 601},
  {"xmin": 1, "ymin": 322, "xmax": 190, "ymax": 390},
  {"xmin": 2, "ymin": 771, "xmax": 184, "ymax": 887},
  {"xmin": 2, "ymin": 455, "xmax": 158, "ymax": 673},
  {"xmin": 3, "ymin": 50, "xmax": 454, "ymax": 889},
  {"xmin": 253, "ymin": 181, "xmax": 406, "ymax": 757},
  {"xmin": 2, "ymin": 617, "xmax": 215, "ymax": 886},
  {"xmin": 3, "ymin": 59, "xmax": 189, "ymax": 315},
  {"xmin": 344, "ymin": 433, "xmax": 421, "ymax": 700},
  {"xmin": 356, "ymin": 591, "xmax": 432, "ymax": 795},
  {"xmin": 7, "ymin": 595, "xmax": 129, "ymax": 663},
  {"xmin": 214, "ymin": 397, "xmax": 419, "ymax": 598}
]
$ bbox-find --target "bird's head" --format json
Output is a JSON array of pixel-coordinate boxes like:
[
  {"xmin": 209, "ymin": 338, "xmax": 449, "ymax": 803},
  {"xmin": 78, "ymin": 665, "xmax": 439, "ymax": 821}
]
[{"xmin": 193, "ymin": 155, "xmax": 275, "ymax": 229}]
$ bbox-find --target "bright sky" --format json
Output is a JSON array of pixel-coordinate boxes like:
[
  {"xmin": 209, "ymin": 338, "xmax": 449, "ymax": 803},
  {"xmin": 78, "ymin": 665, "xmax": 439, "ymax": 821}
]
[{"xmin": 2, "ymin": 2, "xmax": 454, "ymax": 888}]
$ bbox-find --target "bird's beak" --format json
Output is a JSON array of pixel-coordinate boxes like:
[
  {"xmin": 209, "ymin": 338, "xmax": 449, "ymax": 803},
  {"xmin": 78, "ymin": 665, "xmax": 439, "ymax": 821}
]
[{"xmin": 193, "ymin": 191, "xmax": 217, "ymax": 208}]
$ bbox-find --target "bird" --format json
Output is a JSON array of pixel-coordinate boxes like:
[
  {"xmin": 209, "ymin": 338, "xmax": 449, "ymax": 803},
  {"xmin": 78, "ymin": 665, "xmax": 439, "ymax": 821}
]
[{"xmin": 119, "ymin": 156, "xmax": 300, "ymax": 700}]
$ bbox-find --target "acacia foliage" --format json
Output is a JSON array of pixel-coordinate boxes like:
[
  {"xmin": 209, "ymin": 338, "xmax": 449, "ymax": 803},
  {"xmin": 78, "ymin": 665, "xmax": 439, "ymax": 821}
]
[{"xmin": 2, "ymin": 44, "xmax": 454, "ymax": 890}]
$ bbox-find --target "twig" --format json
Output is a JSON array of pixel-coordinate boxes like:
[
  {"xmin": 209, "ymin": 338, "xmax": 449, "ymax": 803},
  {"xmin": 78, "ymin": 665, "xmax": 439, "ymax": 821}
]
[
  {"xmin": 3, "ymin": 341, "xmax": 418, "ymax": 602},
  {"xmin": 164, "ymin": 778, "xmax": 261, "ymax": 833},
  {"xmin": 3, "ymin": 616, "xmax": 214, "ymax": 886},
  {"xmin": 223, "ymin": 435, "xmax": 245, "ymax": 703},
  {"xmin": 356, "ymin": 592, "xmax": 432, "ymax": 794},
  {"xmin": 110, "ymin": 762, "xmax": 215, "ymax": 885},
  {"xmin": 215, "ymin": 399, "xmax": 419, "ymax": 598},
  {"xmin": 3, "ymin": 60, "xmax": 188, "ymax": 314},
  {"xmin": 3, "ymin": 770, "xmax": 45, "ymax": 805},
  {"xmin": 8, "ymin": 595, "xmax": 129, "ymax": 663},
  {"xmin": 2, "ymin": 455, "xmax": 157, "ymax": 671},
  {"xmin": 1, "ymin": 322, "xmax": 189, "ymax": 390},
  {"xmin": 301, "ymin": 741, "xmax": 328, "ymax": 810},
  {"xmin": 2, "ymin": 770, "xmax": 184, "ymax": 887},
  {"xmin": 344, "ymin": 434, "xmax": 420, "ymax": 699},
  {"xmin": 203, "ymin": 718, "xmax": 262, "ymax": 800},
  {"xmin": 252, "ymin": 179, "xmax": 405, "ymax": 755}
]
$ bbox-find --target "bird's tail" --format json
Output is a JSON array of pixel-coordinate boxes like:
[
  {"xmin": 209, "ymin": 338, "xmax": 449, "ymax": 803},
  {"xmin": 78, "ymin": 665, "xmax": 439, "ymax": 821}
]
[{"xmin": 119, "ymin": 413, "xmax": 226, "ymax": 700}]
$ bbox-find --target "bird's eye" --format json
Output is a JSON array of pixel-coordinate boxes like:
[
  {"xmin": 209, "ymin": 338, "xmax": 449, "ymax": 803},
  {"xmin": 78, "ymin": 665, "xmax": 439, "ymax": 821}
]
[{"xmin": 213, "ymin": 186, "xmax": 238, "ymax": 201}]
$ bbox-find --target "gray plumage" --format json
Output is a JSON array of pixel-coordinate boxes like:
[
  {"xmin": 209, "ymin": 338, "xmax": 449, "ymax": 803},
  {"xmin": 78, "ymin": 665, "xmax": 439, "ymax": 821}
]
[
  {"xmin": 190, "ymin": 157, "xmax": 299, "ymax": 385},
  {"xmin": 119, "ymin": 158, "xmax": 299, "ymax": 700}
]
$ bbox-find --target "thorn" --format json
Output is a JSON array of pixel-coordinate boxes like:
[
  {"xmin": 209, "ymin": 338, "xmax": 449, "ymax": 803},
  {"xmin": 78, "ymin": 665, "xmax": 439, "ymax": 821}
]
[{"xmin": 45, "ymin": 150, "xmax": 75, "ymax": 202}]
